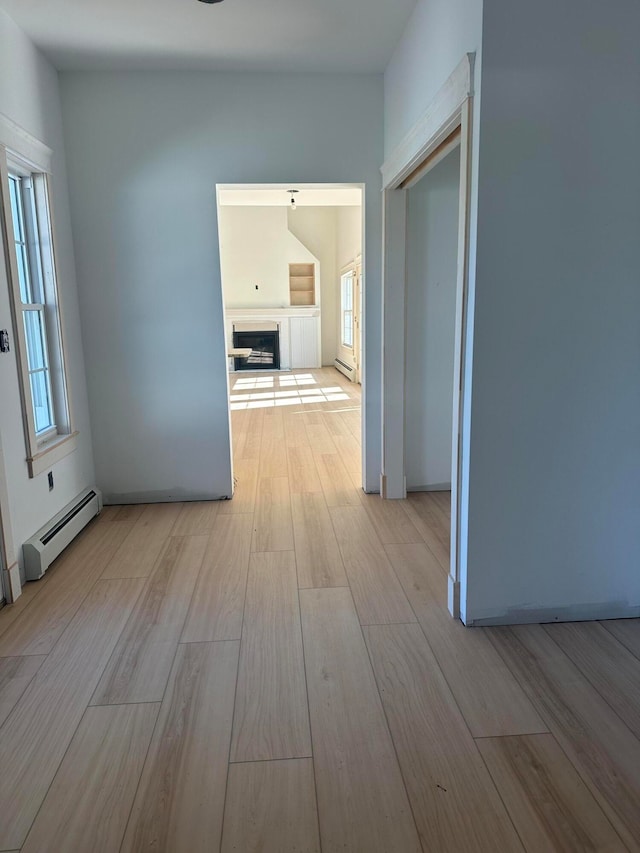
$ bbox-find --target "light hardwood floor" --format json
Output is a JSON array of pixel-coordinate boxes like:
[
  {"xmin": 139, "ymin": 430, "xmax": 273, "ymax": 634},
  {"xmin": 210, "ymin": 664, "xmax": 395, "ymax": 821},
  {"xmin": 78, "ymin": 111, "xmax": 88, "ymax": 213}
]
[{"xmin": 0, "ymin": 366, "xmax": 638, "ymax": 851}]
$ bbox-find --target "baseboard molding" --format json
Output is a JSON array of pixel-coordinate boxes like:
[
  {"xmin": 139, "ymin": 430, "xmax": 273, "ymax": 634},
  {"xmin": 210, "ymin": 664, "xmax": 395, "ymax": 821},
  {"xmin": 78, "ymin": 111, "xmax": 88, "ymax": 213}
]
[
  {"xmin": 447, "ymin": 576, "xmax": 460, "ymax": 619},
  {"xmin": 104, "ymin": 492, "xmax": 232, "ymax": 505},
  {"xmin": 465, "ymin": 600, "xmax": 640, "ymax": 627},
  {"xmin": 407, "ymin": 482, "xmax": 452, "ymax": 492},
  {"xmin": 2, "ymin": 562, "xmax": 22, "ymax": 604}
]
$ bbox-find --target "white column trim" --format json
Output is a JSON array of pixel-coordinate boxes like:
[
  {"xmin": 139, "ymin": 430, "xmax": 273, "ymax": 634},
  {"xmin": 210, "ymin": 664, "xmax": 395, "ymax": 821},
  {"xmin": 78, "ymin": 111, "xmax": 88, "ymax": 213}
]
[
  {"xmin": 0, "ymin": 112, "xmax": 52, "ymax": 173},
  {"xmin": 380, "ymin": 53, "xmax": 476, "ymax": 619},
  {"xmin": 381, "ymin": 53, "xmax": 474, "ymax": 190},
  {"xmin": 0, "ymin": 428, "xmax": 20, "ymax": 603}
]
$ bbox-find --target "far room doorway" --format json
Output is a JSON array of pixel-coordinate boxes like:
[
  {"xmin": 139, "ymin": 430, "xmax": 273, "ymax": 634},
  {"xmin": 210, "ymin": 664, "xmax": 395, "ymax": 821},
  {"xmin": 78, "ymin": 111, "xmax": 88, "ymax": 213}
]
[
  {"xmin": 403, "ymin": 145, "xmax": 461, "ymax": 573},
  {"xmin": 215, "ymin": 184, "xmax": 364, "ymax": 505}
]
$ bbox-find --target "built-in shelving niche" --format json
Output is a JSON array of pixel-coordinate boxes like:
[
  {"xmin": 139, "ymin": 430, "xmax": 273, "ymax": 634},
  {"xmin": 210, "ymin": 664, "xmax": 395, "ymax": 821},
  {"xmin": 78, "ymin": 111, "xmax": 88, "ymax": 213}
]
[{"xmin": 289, "ymin": 262, "xmax": 315, "ymax": 306}]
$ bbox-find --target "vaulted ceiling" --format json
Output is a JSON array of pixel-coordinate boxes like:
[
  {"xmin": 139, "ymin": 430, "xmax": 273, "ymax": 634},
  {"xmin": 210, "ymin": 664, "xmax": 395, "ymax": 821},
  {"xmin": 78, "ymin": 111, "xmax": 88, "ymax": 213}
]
[{"xmin": 0, "ymin": 0, "xmax": 417, "ymax": 72}]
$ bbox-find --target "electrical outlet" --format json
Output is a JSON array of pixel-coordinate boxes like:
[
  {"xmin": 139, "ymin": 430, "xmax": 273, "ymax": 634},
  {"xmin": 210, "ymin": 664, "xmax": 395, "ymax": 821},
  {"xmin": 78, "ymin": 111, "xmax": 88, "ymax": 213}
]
[{"xmin": 48, "ymin": 471, "xmax": 54, "ymax": 491}]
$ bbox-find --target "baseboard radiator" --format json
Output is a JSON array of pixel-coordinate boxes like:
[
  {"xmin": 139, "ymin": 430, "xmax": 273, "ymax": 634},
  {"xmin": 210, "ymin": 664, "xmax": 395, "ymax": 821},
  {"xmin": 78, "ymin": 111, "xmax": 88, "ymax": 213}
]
[
  {"xmin": 334, "ymin": 358, "xmax": 355, "ymax": 381},
  {"xmin": 23, "ymin": 487, "xmax": 103, "ymax": 581}
]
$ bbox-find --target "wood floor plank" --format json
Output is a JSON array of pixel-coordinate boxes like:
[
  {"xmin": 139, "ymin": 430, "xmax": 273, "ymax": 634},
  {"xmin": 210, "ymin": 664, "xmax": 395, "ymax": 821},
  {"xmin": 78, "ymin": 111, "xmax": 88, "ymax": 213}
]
[
  {"xmin": 262, "ymin": 406, "xmax": 285, "ymax": 438},
  {"xmin": 287, "ymin": 445, "xmax": 323, "ymax": 494},
  {"xmin": 283, "ymin": 410, "xmax": 311, "ymax": 447},
  {"xmin": 332, "ymin": 433, "xmax": 361, "ymax": 475},
  {"xmin": 292, "ymin": 493, "xmax": 348, "ymax": 589},
  {"xmin": 170, "ymin": 501, "xmax": 219, "ymax": 536},
  {"xmin": 101, "ymin": 504, "xmax": 146, "ymax": 523},
  {"xmin": 422, "ymin": 490, "xmax": 451, "ymax": 528},
  {"xmin": 364, "ymin": 623, "xmax": 523, "ymax": 852},
  {"xmin": 300, "ymin": 588, "xmax": 421, "ymax": 853},
  {"xmin": 121, "ymin": 641, "xmax": 239, "ymax": 853},
  {"xmin": 546, "ymin": 620, "xmax": 640, "ymax": 739},
  {"xmin": 430, "ymin": 489, "xmax": 452, "ymax": 518},
  {"xmin": 233, "ymin": 407, "xmax": 265, "ymax": 460},
  {"xmin": 181, "ymin": 514, "xmax": 253, "ymax": 643},
  {"xmin": 359, "ymin": 492, "xmax": 423, "ymax": 544},
  {"xmin": 477, "ymin": 733, "xmax": 627, "ymax": 853},
  {"xmin": 489, "ymin": 623, "xmax": 640, "ymax": 851},
  {"xmin": 0, "ymin": 572, "xmax": 52, "ymax": 641},
  {"xmin": 601, "ymin": 618, "xmax": 640, "ymax": 661},
  {"xmin": 329, "ymin": 507, "xmax": 416, "ymax": 625},
  {"xmin": 347, "ymin": 466, "xmax": 364, "ymax": 491},
  {"xmin": 322, "ymin": 408, "xmax": 350, "ymax": 437},
  {"xmin": 92, "ymin": 535, "xmax": 207, "ymax": 704},
  {"xmin": 22, "ymin": 703, "xmax": 158, "ymax": 853},
  {"xmin": 338, "ymin": 408, "xmax": 361, "ymax": 441},
  {"xmin": 0, "ymin": 655, "xmax": 46, "ymax": 728},
  {"xmin": 0, "ymin": 519, "xmax": 133, "ymax": 656},
  {"xmin": 220, "ymin": 458, "xmax": 259, "ymax": 515},
  {"xmin": 0, "ymin": 577, "xmax": 145, "ymax": 850},
  {"xmin": 387, "ymin": 543, "xmax": 547, "ymax": 737},
  {"xmin": 402, "ymin": 493, "xmax": 450, "ymax": 570},
  {"xmin": 251, "ymin": 476, "xmax": 294, "ymax": 552},
  {"xmin": 260, "ymin": 434, "xmax": 289, "ymax": 478},
  {"xmin": 314, "ymin": 452, "xmax": 361, "ymax": 507},
  {"xmin": 231, "ymin": 551, "xmax": 311, "ymax": 762},
  {"xmin": 304, "ymin": 419, "xmax": 338, "ymax": 454},
  {"xmin": 102, "ymin": 502, "xmax": 182, "ymax": 578},
  {"xmin": 221, "ymin": 759, "xmax": 320, "ymax": 853}
]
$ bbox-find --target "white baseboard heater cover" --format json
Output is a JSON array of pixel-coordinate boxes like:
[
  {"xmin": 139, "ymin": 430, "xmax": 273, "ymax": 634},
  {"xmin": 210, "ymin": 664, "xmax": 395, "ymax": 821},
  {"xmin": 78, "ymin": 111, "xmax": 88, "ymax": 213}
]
[
  {"xmin": 23, "ymin": 487, "xmax": 103, "ymax": 581},
  {"xmin": 334, "ymin": 358, "xmax": 355, "ymax": 381}
]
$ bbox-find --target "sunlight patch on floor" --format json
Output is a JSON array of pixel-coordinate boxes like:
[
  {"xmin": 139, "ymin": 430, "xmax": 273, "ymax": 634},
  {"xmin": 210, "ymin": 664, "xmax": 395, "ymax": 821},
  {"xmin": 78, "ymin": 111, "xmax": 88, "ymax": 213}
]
[{"xmin": 230, "ymin": 375, "xmax": 350, "ymax": 410}]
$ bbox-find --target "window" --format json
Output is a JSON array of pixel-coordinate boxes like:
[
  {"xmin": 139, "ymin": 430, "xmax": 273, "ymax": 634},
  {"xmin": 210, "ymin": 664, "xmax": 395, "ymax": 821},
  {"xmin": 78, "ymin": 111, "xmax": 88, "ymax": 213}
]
[
  {"xmin": 1, "ymin": 146, "xmax": 76, "ymax": 477},
  {"xmin": 9, "ymin": 175, "xmax": 56, "ymax": 437},
  {"xmin": 341, "ymin": 270, "xmax": 354, "ymax": 349}
]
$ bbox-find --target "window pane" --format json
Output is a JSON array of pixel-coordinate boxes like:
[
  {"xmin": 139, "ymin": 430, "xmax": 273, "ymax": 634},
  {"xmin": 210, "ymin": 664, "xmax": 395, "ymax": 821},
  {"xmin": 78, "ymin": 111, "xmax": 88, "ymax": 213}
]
[
  {"xmin": 23, "ymin": 309, "xmax": 48, "ymax": 371},
  {"xmin": 341, "ymin": 273, "xmax": 354, "ymax": 313},
  {"xmin": 15, "ymin": 243, "xmax": 31, "ymax": 303},
  {"xmin": 23, "ymin": 181, "xmax": 45, "ymax": 304},
  {"xmin": 8, "ymin": 177, "xmax": 23, "ymax": 241},
  {"xmin": 9, "ymin": 177, "xmax": 32, "ymax": 302},
  {"xmin": 343, "ymin": 311, "xmax": 353, "ymax": 347},
  {"xmin": 29, "ymin": 369, "xmax": 54, "ymax": 433}
]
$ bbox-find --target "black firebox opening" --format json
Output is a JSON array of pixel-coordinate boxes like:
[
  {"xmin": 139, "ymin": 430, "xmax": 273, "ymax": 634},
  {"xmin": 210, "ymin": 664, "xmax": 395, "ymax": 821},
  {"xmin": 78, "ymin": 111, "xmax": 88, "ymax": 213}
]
[{"xmin": 233, "ymin": 330, "xmax": 280, "ymax": 371}]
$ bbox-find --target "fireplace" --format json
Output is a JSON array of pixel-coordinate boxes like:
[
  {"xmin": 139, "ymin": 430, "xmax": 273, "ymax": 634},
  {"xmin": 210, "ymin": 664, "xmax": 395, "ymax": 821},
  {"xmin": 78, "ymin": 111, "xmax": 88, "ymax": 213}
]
[{"xmin": 233, "ymin": 329, "xmax": 280, "ymax": 371}]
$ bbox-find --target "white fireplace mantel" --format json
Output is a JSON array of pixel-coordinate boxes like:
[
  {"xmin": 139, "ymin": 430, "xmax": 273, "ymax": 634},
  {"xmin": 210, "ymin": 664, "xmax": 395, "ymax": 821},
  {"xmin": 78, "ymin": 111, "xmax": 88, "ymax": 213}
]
[{"xmin": 225, "ymin": 307, "xmax": 321, "ymax": 370}]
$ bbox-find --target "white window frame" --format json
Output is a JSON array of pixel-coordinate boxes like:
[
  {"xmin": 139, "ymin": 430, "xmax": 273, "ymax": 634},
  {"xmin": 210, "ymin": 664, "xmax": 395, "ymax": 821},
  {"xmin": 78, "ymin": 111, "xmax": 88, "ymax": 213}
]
[
  {"xmin": 0, "ymin": 135, "xmax": 78, "ymax": 478},
  {"xmin": 340, "ymin": 267, "xmax": 355, "ymax": 350}
]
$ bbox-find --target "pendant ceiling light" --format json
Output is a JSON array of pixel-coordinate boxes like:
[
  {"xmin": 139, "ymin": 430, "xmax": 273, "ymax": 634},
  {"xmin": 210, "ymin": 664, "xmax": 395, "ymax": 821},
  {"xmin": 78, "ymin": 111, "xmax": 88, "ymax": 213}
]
[
  {"xmin": 289, "ymin": 189, "xmax": 299, "ymax": 211},
  {"xmin": 198, "ymin": 0, "xmax": 224, "ymax": 4}
]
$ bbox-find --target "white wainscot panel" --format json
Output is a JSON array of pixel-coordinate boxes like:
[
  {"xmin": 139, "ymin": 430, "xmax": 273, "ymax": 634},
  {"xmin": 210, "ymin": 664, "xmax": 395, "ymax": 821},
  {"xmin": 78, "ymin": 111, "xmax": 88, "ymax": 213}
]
[{"xmin": 290, "ymin": 317, "xmax": 320, "ymax": 368}]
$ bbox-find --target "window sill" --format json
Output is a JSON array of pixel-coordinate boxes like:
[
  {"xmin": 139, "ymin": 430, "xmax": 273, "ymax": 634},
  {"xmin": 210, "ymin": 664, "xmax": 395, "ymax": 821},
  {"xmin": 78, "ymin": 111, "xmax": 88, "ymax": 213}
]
[{"xmin": 27, "ymin": 430, "xmax": 79, "ymax": 478}]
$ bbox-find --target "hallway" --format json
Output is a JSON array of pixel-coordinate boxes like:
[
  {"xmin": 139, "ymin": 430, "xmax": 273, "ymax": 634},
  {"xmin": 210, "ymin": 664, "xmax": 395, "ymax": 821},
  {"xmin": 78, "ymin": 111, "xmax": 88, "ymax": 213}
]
[{"xmin": 0, "ymin": 368, "xmax": 638, "ymax": 851}]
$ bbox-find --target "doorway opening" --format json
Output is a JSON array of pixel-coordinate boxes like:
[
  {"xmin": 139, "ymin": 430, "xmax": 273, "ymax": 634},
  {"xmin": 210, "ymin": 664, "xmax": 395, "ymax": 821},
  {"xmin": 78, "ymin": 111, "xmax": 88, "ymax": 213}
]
[
  {"xmin": 402, "ymin": 143, "xmax": 461, "ymax": 601},
  {"xmin": 381, "ymin": 54, "xmax": 474, "ymax": 619},
  {"xmin": 215, "ymin": 183, "xmax": 365, "ymax": 503}
]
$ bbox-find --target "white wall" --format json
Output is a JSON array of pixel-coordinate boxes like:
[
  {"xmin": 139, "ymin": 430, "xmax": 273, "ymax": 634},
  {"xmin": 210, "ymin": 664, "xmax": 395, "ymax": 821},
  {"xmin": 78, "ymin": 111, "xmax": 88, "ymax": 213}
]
[
  {"xmin": 335, "ymin": 206, "xmax": 363, "ymax": 373},
  {"xmin": 383, "ymin": 0, "xmax": 483, "ymax": 584},
  {"xmin": 60, "ymin": 71, "xmax": 383, "ymax": 500},
  {"xmin": 287, "ymin": 206, "xmax": 338, "ymax": 365},
  {"xmin": 337, "ymin": 206, "xmax": 362, "ymax": 269},
  {"xmin": 0, "ymin": 9, "xmax": 94, "ymax": 576},
  {"xmin": 384, "ymin": 0, "xmax": 483, "ymax": 155},
  {"xmin": 464, "ymin": 0, "xmax": 640, "ymax": 623},
  {"xmin": 405, "ymin": 147, "xmax": 459, "ymax": 490},
  {"xmin": 219, "ymin": 206, "xmax": 317, "ymax": 309}
]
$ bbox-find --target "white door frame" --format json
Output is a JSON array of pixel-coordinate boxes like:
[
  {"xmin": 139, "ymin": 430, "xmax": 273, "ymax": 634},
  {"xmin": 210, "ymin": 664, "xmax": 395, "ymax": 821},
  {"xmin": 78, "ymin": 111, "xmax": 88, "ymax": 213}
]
[
  {"xmin": 380, "ymin": 54, "xmax": 475, "ymax": 618},
  {"xmin": 215, "ymin": 182, "xmax": 367, "ymax": 491},
  {"xmin": 0, "ymin": 428, "xmax": 20, "ymax": 604}
]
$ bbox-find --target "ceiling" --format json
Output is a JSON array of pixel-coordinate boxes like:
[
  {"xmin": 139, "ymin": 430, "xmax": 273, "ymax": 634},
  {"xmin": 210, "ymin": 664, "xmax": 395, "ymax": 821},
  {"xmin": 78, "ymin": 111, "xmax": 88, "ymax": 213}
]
[
  {"xmin": 0, "ymin": 0, "xmax": 417, "ymax": 73},
  {"xmin": 218, "ymin": 185, "xmax": 362, "ymax": 207}
]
